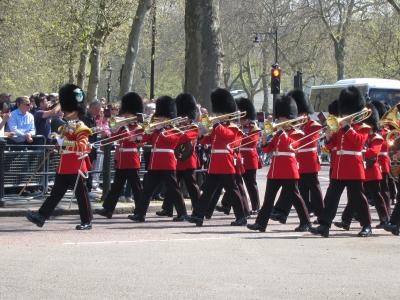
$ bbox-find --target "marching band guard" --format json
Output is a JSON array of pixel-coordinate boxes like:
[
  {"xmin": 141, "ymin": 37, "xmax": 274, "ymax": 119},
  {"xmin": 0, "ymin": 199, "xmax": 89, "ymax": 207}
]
[
  {"xmin": 156, "ymin": 93, "xmax": 201, "ymax": 217},
  {"xmin": 187, "ymin": 88, "xmax": 247, "ymax": 226},
  {"xmin": 335, "ymin": 102, "xmax": 389, "ymax": 230},
  {"xmin": 271, "ymin": 90, "xmax": 324, "ymax": 223},
  {"xmin": 95, "ymin": 92, "xmax": 144, "ymax": 219},
  {"xmin": 247, "ymin": 95, "xmax": 311, "ymax": 233},
  {"xmin": 310, "ymin": 86, "xmax": 372, "ymax": 237},
  {"xmin": 26, "ymin": 84, "xmax": 93, "ymax": 230},
  {"xmin": 128, "ymin": 96, "xmax": 195, "ymax": 222}
]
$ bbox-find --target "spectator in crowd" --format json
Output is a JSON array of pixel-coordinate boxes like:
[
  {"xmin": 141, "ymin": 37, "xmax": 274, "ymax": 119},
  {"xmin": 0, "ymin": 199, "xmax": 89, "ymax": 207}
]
[
  {"xmin": 0, "ymin": 93, "xmax": 12, "ymax": 112},
  {"xmin": 29, "ymin": 93, "xmax": 39, "ymax": 114},
  {"xmin": 33, "ymin": 93, "xmax": 62, "ymax": 142},
  {"xmin": 7, "ymin": 96, "xmax": 36, "ymax": 145},
  {"xmin": 80, "ymin": 100, "xmax": 102, "ymax": 195},
  {"xmin": 0, "ymin": 112, "xmax": 15, "ymax": 137}
]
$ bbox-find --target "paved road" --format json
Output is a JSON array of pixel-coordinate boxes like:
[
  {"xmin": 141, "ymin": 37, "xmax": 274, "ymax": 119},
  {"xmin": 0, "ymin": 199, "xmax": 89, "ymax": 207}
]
[{"xmin": 1, "ymin": 166, "xmax": 400, "ymax": 299}]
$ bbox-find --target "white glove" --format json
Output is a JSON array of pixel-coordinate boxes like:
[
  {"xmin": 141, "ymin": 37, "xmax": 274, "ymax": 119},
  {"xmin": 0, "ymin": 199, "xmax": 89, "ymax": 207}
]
[{"xmin": 56, "ymin": 138, "xmax": 64, "ymax": 146}]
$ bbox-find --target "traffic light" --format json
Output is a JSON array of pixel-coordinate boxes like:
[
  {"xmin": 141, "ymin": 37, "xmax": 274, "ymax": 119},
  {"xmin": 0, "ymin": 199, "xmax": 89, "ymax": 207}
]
[{"xmin": 271, "ymin": 64, "xmax": 281, "ymax": 94}]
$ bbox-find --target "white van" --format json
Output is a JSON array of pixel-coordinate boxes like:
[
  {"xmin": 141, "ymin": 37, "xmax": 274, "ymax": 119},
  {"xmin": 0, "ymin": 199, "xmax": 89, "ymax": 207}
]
[{"xmin": 310, "ymin": 78, "xmax": 400, "ymax": 112}]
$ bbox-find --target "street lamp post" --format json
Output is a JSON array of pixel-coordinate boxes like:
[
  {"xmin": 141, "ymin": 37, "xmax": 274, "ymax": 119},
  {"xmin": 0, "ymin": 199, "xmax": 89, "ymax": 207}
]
[
  {"xmin": 106, "ymin": 61, "xmax": 113, "ymax": 104},
  {"xmin": 150, "ymin": 0, "xmax": 157, "ymax": 100}
]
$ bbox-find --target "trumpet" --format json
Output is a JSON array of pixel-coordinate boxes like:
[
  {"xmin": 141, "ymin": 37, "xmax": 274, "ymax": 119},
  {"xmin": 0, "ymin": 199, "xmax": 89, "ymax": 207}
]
[
  {"xmin": 379, "ymin": 103, "xmax": 400, "ymax": 130},
  {"xmin": 264, "ymin": 115, "xmax": 308, "ymax": 135},
  {"xmin": 200, "ymin": 111, "xmax": 247, "ymax": 130},
  {"xmin": 326, "ymin": 107, "xmax": 372, "ymax": 132}
]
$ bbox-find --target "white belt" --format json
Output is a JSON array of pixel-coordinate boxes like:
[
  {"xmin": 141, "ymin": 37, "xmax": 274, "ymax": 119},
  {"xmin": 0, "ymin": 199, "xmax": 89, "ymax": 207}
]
[
  {"xmin": 62, "ymin": 150, "xmax": 79, "ymax": 155},
  {"xmin": 240, "ymin": 148, "xmax": 255, "ymax": 151},
  {"xmin": 151, "ymin": 148, "xmax": 174, "ymax": 153},
  {"xmin": 297, "ymin": 147, "xmax": 317, "ymax": 153},
  {"xmin": 211, "ymin": 149, "xmax": 230, "ymax": 154},
  {"xmin": 273, "ymin": 151, "xmax": 295, "ymax": 157},
  {"xmin": 118, "ymin": 148, "xmax": 138, "ymax": 153},
  {"xmin": 379, "ymin": 152, "xmax": 388, "ymax": 156},
  {"xmin": 336, "ymin": 150, "xmax": 362, "ymax": 156}
]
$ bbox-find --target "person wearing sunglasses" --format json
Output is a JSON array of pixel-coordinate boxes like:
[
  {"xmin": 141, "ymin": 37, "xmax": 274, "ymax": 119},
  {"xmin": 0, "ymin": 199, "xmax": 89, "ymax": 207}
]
[{"xmin": 7, "ymin": 96, "xmax": 36, "ymax": 145}]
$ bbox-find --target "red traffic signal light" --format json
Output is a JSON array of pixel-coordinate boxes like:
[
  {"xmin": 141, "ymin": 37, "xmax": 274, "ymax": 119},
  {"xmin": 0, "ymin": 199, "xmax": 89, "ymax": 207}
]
[{"xmin": 271, "ymin": 64, "xmax": 281, "ymax": 94}]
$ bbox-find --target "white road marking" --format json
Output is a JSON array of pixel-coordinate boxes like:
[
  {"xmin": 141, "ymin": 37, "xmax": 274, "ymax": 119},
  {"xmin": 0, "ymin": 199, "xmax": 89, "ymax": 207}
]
[{"xmin": 64, "ymin": 237, "xmax": 232, "ymax": 245}]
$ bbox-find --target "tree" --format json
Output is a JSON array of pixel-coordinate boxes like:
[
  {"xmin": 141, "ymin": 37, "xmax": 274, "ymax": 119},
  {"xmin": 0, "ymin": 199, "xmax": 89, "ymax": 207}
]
[
  {"xmin": 184, "ymin": 0, "xmax": 224, "ymax": 110},
  {"xmin": 387, "ymin": 0, "xmax": 400, "ymax": 13},
  {"xmin": 119, "ymin": 0, "xmax": 152, "ymax": 98}
]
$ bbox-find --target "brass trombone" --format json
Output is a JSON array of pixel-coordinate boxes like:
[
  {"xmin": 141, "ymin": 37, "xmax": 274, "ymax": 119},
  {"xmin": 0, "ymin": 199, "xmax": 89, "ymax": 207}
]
[
  {"xmin": 91, "ymin": 115, "xmax": 142, "ymax": 135},
  {"xmin": 200, "ymin": 111, "xmax": 247, "ymax": 130}
]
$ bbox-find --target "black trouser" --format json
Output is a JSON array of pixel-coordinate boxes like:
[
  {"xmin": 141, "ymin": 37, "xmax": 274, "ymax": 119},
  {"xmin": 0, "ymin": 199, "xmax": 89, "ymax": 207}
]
[
  {"xmin": 342, "ymin": 180, "xmax": 388, "ymax": 223},
  {"xmin": 318, "ymin": 179, "xmax": 371, "ymax": 227},
  {"xmin": 255, "ymin": 179, "xmax": 310, "ymax": 228},
  {"xmin": 39, "ymin": 174, "xmax": 92, "ymax": 224},
  {"xmin": 388, "ymin": 175, "xmax": 396, "ymax": 201},
  {"xmin": 136, "ymin": 170, "xmax": 187, "ymax": 217},
  {"xmin": 196, "ymin": 174, "xmax": 245, "ymax": 220},
  {"xmin": 273, "ymin": 173, "xmax": 324, "ymax": 219},
  {"xmin": 390, "ymin": 201, "xmax": 400, "ymax": 225},
  {"xmin": 161, "ymin": 169, "xmax": 201, "ymax": 215},
  {"xmin": 380, "ymin": 173, "xmax": 392, "ymax": 215},
  {"xmin": 242, "ymin": 170, "xmax": 260, "ymax": 211},
  {"xmin": 86, "ymin": 150, "xmax": 97, "ymax": 192},
  {"xmin": 103, "ymin": 168, "xmax": 142, "ymax": 213},
  {"xmin": 212, "ymin": 174, "xmax": 250, "ymax": 217}
]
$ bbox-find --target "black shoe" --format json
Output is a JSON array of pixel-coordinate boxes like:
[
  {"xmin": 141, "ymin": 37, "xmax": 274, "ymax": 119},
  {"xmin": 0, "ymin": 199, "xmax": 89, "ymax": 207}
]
[
  {"xmin": 270, "ymin": 212, "xmax": 287, "ymax": 224},
  {"xmin": 383, "ymin": 223, "xmax": 400, "ymax": 236},
  {"xmin": 173, "ymin": 215, "xmax": 189, "ymax": 222},
  {"xmin": 205, "ymin": 213, "xmax": 212, "ymax": 220},
  {"xmin": 156, "ymin": 210, "xmax": 173, "ymax": 217},
  {"xmin": 26, "ymin": 211, "xmax": 45, "ymax": 227},
  {"xmin": 246, "ymin": 222, "xmax": 266, "ymax": 232},
  {"xmin": 76, "ymin": 223, "xmax": 92, "ymax": 230},
  {"xmin": 187, "ymin": 215, "xmax": 203, "ymax": 226},
  {"xmin": 375, "ymin": 221, "xmax": 389, "ymax": 229},
  {"xmin": 127, "ymin": 214, "xmax": 145, "ymax": 223},
  {"xmin": 215, "ymin": 205, "xmax": 230, "ymax": 215},
  {"xmin": 95, "ymin": 208, "xmax": 113, "ymax": 219},
  {"xmin": 295, "ymin": 223, "xmax": 311, "ymax": 232},
  {"xmin": 333, "ymin": 221, "xmax": 350, "ymax": 231},
  {"xmin": 231, "ymin": 217, "xmax": 247, "ymax": 226},
  {"xmin": 358, "ymin": 225, "xmax": 372, "ymax": 237},
  {"xmin": 310, "ymin": 224, "xmax": 330, "ymax": 237}
]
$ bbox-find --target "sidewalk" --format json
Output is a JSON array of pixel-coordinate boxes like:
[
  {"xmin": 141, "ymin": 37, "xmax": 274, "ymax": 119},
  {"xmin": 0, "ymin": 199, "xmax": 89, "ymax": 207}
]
[{"xmin": 0, "ymin": 191, "xmax": 183, "ymax": 217}]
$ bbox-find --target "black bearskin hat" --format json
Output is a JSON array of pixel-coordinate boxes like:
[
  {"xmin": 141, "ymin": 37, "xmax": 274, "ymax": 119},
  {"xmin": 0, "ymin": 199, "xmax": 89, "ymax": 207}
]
[
  {"xmin": 365, "ymin": 102, "xmax": 380, "ymax": 132},
  {"xmin": 120, "ymin": 92, "xmax": 143, "ymax": 115},
  {"xmin": 211, "ymin": 88, "xmax": 237, "ymax": 114},
  {"xmin": 237, "ymin": 97, "xmax": 256, "ymax": 120},
  {"xmin": 338, "ymin": 86, "xmax": 365, "ymax": 116},
  {"xmin": 154, "ymin": 96, "xmax": 177, "ymax": 119},
  {"xmin": 275, "ymin": 95, "xmax": 298, "ymax": 119},
  {"xmin": 370, "ymin": 100, "xmax": 387, "ymax": 119},
  {"xmin": 59, "ymin": 84, "xmax": 85, "ymax": 114},
  {"xmin": 176, "ymin": 93, "xmax": 198, "ymax": 120},
  {"xmin": 328, "ymin": 99, "xmax": 339, "ymax": 117},
  {"xmin": 287, "ymin": 89, "xmax": 314, "ymax": 114}
]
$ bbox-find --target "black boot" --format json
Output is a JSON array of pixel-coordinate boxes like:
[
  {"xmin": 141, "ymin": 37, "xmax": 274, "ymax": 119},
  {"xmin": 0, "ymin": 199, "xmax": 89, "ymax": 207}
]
[
  {"xmin": 375, "ymin": 218, "xmax": 389, "ymax": 229},
  {"xmin": 127, "ymin": 214, "xmax": 145, "ymax": 222},
  {"xmin": 333, "ymin": 221, "xmax": 351, "ymax": 231},
  {"xmin": 95, "ymin": 208, "xmax": 113, "ymax": 219},
  {"xmin": 76, "ymin": 223, "xmax": 92, "ymax": 230},
  {"xmin": 358, "ymin": 225, "xmax": 372, "ymax": 237},
  {"xmin": 187, "ymin": 215, "xmax": 203, "ymax": 226},
  {"xmin": 26, "ymin": 211, "xmax": 45, "ymax": 227},
  {"xmin": 230, "ymin": 217, "xmax": 247, "ymax": 226},
  {"xmin": 383, "ymin": 223, "xmax": 400, "ymax": 236},
  {"xmin": 270, "ymin": 211, "xmax": 287, "ymax": 224},
  {"xmin": 310, "ymin": 224, "xmax": 330, "ymax": 237},
  {"xmin": 247, "ymin": 222, "xmax": 266, "ymax": 232},
  {"xmin": 294, "ymin": 223, "xmax": 311, "ymax": 232},
  {"xmin": 156, "ymin": 210, "xmax": 173, "ymax": 217}
]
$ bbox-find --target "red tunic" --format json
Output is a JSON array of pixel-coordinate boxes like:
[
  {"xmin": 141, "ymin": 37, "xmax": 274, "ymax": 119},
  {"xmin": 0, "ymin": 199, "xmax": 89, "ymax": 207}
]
[
  {"xmin": 207, "ymin": 123, "xmax": 241, "ymax": 174},
  {"xmin": 58, "ymin": 121, "xmax": 91, "ymax": 174},
  {"xmin": 325, "ymin": 132, "xmax": 338, "ymax": 173},
  {"xmin": 331, "ymin": 123, "xmax": 370, "ymax": 180},
  {"xmin": 143, "ymin": 126, "xmax": 191, "ymax": 171},
  {"xmin": 364, "ymin": 133, "xmax": 383, "ymax": 181},
  {"xmin": 262, "ymin": 129, "xmax": 303, "ymax": 179},
  {"xmin": 176, "ymin": 125, "xmax": 200, "ymax": 171},
  {"xmin": 239, "ymin": 122, "xmax": 260, "ymax": 170},
  {"xmin": 112, "ymin": 124, "xmax": 142, "ymax": 169},
  {"xmin": 296, "ymin": 119, "xmax": 321, "ymax": 174},
  {"xmin": 378, "ymin": 128, "xmax": 391, "ymax": 174}
]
